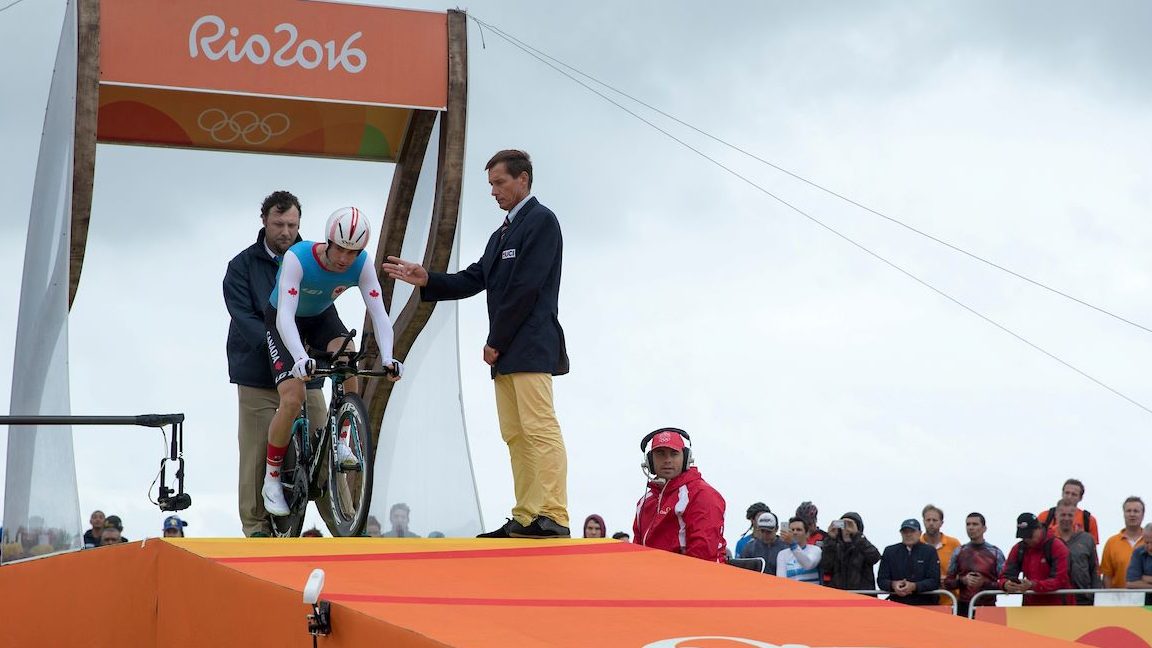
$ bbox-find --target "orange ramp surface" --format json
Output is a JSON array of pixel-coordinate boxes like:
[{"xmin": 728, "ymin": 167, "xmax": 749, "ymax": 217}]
[{"xmin": 0, "ymin": 537, "xmax": 1086, "ymax": 647}]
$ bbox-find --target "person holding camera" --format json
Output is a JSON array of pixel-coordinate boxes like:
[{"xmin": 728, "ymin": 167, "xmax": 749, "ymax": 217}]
[
  {"xmin": 820, "ymin": 512, "xmax": 881, "ymax": 591},
  {"xmin": 776, "ymin": 517, "xmax": 823, "ymax": 584}
]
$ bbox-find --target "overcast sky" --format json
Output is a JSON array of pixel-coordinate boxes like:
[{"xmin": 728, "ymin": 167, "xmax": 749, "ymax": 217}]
[{"xmin": 2, "ymin": 0, "xmax": 1151, "ymax": 554}]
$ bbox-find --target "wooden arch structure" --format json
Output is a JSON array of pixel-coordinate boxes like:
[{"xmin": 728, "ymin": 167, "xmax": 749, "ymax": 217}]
[{"xmin": 68, "ymin": 0, "xmax": 467, "ymax": 435}]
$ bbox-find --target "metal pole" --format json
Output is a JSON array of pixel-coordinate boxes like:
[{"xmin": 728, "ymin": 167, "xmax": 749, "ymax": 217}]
[{"xmin": 0, "ymin": 414, "xmax": 184, "ymax": 427}]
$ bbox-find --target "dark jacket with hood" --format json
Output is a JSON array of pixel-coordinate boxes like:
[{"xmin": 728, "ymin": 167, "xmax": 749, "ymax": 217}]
[{"xmin": 819, "ymin": 512, "xmax": 881, "ymax": 590}]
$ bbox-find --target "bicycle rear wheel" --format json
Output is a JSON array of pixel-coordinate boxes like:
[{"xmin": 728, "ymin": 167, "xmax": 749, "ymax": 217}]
[
  {"xmin": 325, "ymin": 393, "xmax": 374, "ymax": 537},
  {"xmin": 271, "ymin": 417, "xmax": 309, "ymax": 538}
]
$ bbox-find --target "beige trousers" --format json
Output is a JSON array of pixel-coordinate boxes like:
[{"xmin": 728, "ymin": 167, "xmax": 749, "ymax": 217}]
[
  {"xmin": 493, "ymin": 373, "xmax": 569, "ymax": 527},
  {"xmin": 237, "ymin": 385, "xmax": 333, "ymax": 536}
]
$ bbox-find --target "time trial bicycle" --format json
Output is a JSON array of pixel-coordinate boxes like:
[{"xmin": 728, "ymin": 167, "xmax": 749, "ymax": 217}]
[{"xmin": 271, "ymin": 330, "xmax": 399, "ymax": 537}]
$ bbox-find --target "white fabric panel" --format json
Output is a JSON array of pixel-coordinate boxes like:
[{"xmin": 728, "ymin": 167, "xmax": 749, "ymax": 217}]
[
  {"xmin": 370, "ymin": 115, "xmax": 483, "ymax": 537},
  {"xmin": 2, "ymin": 0, "xmax": 82, "ymax": 561}
]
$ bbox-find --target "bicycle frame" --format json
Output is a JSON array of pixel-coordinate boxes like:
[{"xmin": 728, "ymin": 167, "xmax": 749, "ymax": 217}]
[{"xmin": 279, "ymin": 330, "xmax": 396, "ymax": 534}]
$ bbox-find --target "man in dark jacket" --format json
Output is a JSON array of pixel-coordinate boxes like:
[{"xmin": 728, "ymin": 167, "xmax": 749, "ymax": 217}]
[
  {"xmin": 383, "ymin": 150, "xmax": 570, "ymax": 539},
  {"xmin": 820, "ymin": 512, "xmax": 881, "ymax": 591},
  {"xmin": 739, "ymin": 511, "xmax": 788, "ymax": 574},
  {"xmin": 1054, "ymin": 498, "xmax": 1100, "ymax": 604},
  {"xmin": 223, "ymin": 191, "xmax": 333, "ymax": 537},
  {"xmin": 877, "ymin": 518, "xmax": 941, "ymax": 605}
]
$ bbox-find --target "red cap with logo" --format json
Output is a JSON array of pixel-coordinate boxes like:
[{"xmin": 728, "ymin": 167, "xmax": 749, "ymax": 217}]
[{"xmin": 649, "ymin": 430, "xmax": 686, "ymax": 451}]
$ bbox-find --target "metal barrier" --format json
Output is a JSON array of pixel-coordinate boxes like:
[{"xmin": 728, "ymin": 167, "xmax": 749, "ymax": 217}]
[
  {"xmin": 847, "ymin": 589, "xmax": 958, "ymax": 616},
  {"xmin": 728, "ymin": 557, "xmax": 767, "ymax": 573},
  {"xmin": 967, "ymin": 588, "xmax": 1148, "ymax": 619}
]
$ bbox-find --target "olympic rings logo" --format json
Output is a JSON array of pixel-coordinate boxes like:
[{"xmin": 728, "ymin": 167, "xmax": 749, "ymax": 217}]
[{"xmin": 196, "ymin": 109, "xmax": 291, "ymax": 145}]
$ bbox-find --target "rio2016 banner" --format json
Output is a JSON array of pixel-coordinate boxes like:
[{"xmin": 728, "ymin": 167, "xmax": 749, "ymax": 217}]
[{"xmin": 97, "ymin": 0, "xmax": 448, "ymax": 160}]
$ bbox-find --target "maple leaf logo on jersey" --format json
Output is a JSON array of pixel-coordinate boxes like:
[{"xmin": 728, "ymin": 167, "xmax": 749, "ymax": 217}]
[
  {"xmin": 288, "ymin": 287, "xmax": 298, "ymax": 296},
  {"xmin": 369, "ymin": 289, "xmax": 380, "ymax": 298},
  {"xmin": 274, "ymin": 360, "xmax": 284, "ymax": 371}
]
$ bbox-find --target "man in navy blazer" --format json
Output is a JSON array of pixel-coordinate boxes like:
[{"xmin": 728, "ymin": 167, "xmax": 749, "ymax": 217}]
[{"xmin": 384, "ymin": 149, "xmax": 570, "ymax": 538}]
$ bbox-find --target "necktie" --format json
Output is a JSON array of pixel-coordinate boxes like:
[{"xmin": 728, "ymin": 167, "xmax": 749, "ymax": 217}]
[
  {"xmin": 275, "ymin": 255, "xmax": 283, "ymax": 265},
  {"xmin": 499, "ymin": 216, "xmax": 510, "ymax": 240}
]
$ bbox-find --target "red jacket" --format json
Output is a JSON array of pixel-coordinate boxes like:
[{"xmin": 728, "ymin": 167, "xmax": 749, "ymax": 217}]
[
  {"xmin": 997, "ymin": 536, "xmax": 1073, "ymax": 605},
  {"xmin": 633, "ymin": 467, "xmax": 727, "ymax": 563}
]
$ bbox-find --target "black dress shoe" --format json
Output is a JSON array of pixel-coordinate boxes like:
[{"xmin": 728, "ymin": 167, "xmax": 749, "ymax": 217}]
[
  {"xmin": 477, "ymin": 518, "xmax": 525, "ymax": 538},
  {"xmin": 509, "ymin": 516, "xmax": 571, "ymax": 539}
]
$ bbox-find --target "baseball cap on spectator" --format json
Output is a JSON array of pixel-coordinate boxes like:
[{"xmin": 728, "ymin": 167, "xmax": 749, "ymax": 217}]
[
  {"xmin": 756, "ymin": 512, "xmax": 779, "ymax": 530},
  {"xmin": 899, "ymin": 518, "xmax": 921, "ymax": 532},
  {"xmin": 1016, "ymin": 513, "xmax": 1042, "ymax": 539},
  {"xmin": 163, "ymin": 515, "xmax": 187, "ymax": 532},
  {"xmin": 649, "ymin": 430, "xmax": 685, "ymax": 451}
]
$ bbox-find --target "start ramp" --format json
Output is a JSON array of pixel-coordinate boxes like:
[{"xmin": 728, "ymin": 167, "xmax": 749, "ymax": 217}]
[{"xmin": 0, "ymin": 538, "xmax": 1083, "ymax": 647}]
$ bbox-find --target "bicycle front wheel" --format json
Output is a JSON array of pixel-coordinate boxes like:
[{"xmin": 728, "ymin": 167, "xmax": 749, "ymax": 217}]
[{"xmin": 325, "ymin": 393, "xmax": 374, "ymax": 536}]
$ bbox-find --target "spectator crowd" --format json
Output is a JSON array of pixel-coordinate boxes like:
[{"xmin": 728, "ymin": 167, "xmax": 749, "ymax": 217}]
[{"xmin": 609, "ymin": 474, "xmax": 1152, "ymax": 615}]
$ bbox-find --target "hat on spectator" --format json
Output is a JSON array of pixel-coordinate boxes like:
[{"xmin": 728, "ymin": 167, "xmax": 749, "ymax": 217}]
[
  {"xmin": 899, "ymin": 518, "xmax": 921, "ymax": 532},
  {"xmin": 649, "ymin": 430, "xmax": 685, "ymax": 451},
  {"xmin": 162, "ymin": 515, "xmax": 187, "ymax": 532},
  {"xmin": 1015, "ymin": 513, "xmax": 1042, "ymax": 539},
  {"xmin": 105, "ymin": 515, "xmax": 124, "ymax": 531},
  {"xmin": 755, "ymin": 512, "xmax": 778, "ymax": 530}
]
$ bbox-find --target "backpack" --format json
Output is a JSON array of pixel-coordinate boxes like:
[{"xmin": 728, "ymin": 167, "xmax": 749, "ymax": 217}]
[{"xmin": 1007, "ymin": 537, "xmax": 1058, "ymax": 580}]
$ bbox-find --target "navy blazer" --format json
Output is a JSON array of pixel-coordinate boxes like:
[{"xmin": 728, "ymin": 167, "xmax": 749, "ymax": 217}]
[{"xmin": 421, "ymin": 197, "xmax": 569, "ymax": 377}]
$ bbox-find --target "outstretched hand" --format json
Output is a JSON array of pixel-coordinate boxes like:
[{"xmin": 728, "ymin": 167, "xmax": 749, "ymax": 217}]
[{"xmin": 382, "ymin": 256, "xmax": 429, "ymax": 287}]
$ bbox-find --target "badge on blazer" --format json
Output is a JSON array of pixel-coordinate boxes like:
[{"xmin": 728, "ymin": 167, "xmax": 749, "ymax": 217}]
[{"xmin": 501, "ymin": 249, "xmax": 516, "ymax": 259}]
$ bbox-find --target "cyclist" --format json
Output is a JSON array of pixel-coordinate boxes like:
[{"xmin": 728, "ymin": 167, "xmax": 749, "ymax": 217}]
[{"xmin": 262, "ymin": 206, "xmax": 401, "ymax": 517}]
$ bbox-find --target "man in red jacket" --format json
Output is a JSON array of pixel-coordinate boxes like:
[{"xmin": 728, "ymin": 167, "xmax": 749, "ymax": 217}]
[
  {"xmin": 998, "ymin": 512, "xmax": 1073, "ymax": 605},
  {"xmin": 633, "ymin": 428, "xmax": 727, "ymax": 562}
]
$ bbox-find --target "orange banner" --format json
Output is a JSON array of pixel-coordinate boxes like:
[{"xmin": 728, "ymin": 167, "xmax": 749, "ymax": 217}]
[
  {"xmin": 977, "ymin": 606, "xmax": 1152, "ymax": 647},
  {"xmin": 98, "ymin": 85, "xmax": 412, "ymax": 160},
  {"xmin": 100, "ymin": 0, "xmax": 448, "ymax": 110}
]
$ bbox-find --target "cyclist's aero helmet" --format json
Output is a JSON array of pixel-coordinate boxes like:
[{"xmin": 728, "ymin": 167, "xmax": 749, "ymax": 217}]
[{"xmin": 325, "ymin": 206, "xmax": 371, "ymax": 251}]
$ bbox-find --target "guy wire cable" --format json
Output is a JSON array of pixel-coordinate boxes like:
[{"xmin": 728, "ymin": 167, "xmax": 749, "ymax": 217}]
[
  {"xmin": 470, "ymin": 14, "xmax": 1152, "ymax": 338},
  {"xmin": 468, "ymin": 14, "xmax": 1152, "ymax": 416}
]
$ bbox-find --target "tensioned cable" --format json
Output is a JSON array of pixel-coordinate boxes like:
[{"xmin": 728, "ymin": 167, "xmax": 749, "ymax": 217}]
[
  {"xmin": 471, "ymin": 16, "xmax": 1152, "ymax": 337},
  {"xmin": 0, "ymin": 0, "xmax": 31, "ymax": 15},
  {"xmin": 469, "ymin": 14, "xmax": 1152, "ymax": 416}
]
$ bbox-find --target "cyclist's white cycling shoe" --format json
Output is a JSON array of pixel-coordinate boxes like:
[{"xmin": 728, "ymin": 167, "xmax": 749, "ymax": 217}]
[
  {"xmin": 262, "ymin": 479, "xmax": 290, "ymax": 516},
  {"xmin": 336, "ymin": 439, "xmax": 360, "ymax": 470}
]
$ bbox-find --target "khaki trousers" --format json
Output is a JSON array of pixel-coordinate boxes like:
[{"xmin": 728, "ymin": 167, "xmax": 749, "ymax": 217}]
[
  {"xmin": 493, "ymin": 373, "xmax": 568, "ymax": 527},
  {"xmin": 237, "ymin": 385, "xmax": 334, "ymax": 536}
]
